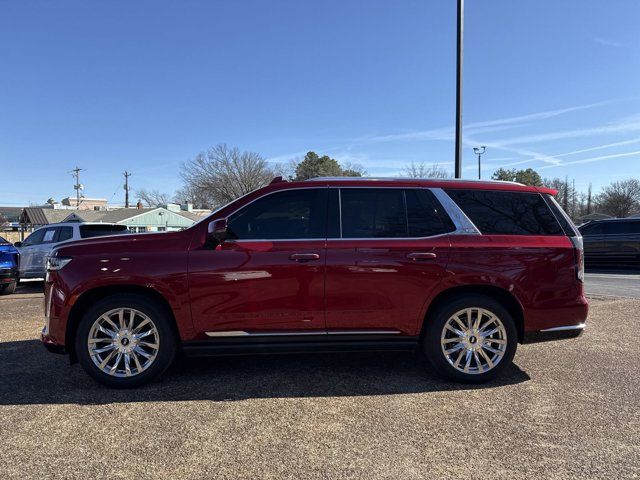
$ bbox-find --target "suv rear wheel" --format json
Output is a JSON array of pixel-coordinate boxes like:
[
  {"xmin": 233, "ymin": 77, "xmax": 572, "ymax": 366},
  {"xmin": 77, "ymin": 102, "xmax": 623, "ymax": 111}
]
[
  {"xmin": 75, "ymin": 294, "xmax": 176, "ymax": 388},
  {"xmin": 423, "ymin": 294, "xmax": 518, "ymax": 383},
  {"xmin": 0, "ymin": 281, "xmax": 16, "ymax": 295}
]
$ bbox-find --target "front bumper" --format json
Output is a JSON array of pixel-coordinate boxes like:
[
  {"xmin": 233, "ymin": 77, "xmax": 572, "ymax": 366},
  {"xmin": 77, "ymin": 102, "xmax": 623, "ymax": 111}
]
[
  {"xmin": 41, "ymin": 331, "xmax": 67, "ymax": 354},
  {"xmin": 522, "ymin": 323, "xmax": 585, "ymax": 343},
  {"xmin": 0, "ymin": 267, "xmax": 18, "ymax": 283}
]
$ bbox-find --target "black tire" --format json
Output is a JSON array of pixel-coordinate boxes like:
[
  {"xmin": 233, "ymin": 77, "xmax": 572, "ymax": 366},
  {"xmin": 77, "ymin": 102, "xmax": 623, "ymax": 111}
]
[
  {"xmin": 75, "ymin": 293, "xmax": 177, "ymax": 388},
  {"xmin": 422, "ymin": 294, "xmax": 518, "ymax": 383},
  {"xmin": 0, "ymin": 281, "xmax": 16, "ymax": 295}
]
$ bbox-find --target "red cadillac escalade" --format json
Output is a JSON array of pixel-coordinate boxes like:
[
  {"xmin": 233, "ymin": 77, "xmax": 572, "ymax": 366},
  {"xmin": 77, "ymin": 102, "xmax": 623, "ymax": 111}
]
[{"xmin": 42, "ymin": 177, "xmax": 588, "ymax": 388}]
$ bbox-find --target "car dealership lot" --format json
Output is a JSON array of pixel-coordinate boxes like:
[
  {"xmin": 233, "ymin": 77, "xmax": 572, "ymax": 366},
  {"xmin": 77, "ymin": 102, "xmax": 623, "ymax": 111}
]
[{"xmin": 0, "ymin": 294, "xmax": 638, "ymax": 479}]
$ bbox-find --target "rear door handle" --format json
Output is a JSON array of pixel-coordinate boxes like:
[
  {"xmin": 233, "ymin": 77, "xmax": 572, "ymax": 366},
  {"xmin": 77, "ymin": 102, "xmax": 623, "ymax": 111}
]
[
  {"xmin": 289, "ymin": 253, "xmax": 320, "ymax": 262},
  {"xmin": 407, "ymin": 252, "xmax": 437, "ymax": 261}
]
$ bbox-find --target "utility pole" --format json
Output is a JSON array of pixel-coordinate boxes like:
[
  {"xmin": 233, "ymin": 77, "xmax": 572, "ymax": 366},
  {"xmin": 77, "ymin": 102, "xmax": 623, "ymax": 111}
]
[
  {"xmin": 473, "ymin": 146, "xmax": 486, "ymax": 179},
  {"xmin": 454, "ymin": 0, "xmax": 464, "ymax": 178},
  {"xmin": 71, "ymin": 166, "xmax": 83, "ymax": 209},
  {"xmin": 123, "ymin": 171, "xmax": 132, "ymax": 208}
]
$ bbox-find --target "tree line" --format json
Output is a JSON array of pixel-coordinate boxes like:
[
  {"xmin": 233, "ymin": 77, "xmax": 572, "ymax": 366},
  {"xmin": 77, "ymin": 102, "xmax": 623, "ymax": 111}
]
[{"xmin": 135, "ymin": 144, "xmax": 639, "ymax": 221}]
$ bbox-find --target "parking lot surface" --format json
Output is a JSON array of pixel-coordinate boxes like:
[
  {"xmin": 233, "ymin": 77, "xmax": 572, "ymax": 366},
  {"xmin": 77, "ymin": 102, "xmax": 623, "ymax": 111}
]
[{"xmin": 0, "ymin": 294, "xmax": 638, "ymax": 479}]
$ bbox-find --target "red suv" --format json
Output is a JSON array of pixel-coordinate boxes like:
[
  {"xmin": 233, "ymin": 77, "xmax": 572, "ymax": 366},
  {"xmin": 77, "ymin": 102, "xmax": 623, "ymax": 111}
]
[{"xmin": 42, "ymin": 178, "xmax": 588, "ymax": 388}]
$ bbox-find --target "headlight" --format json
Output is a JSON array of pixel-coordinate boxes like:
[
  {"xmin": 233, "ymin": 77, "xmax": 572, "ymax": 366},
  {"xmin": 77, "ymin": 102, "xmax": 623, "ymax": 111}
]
[{"xmin": 46, "ymin": 256, "xmax": 72, "ymax": 271}]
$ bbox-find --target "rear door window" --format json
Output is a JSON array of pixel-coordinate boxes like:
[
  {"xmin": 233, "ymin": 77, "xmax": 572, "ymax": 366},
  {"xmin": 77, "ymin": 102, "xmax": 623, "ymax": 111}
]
[
  {"xmin": 56, "ymin": 226, "xmax": 74, "ymax": 242},
  {"xmin": 79, "ymin": 224, "xmax": 129, "ymax": 239},
  {"xmin": 41, "ymin": 228, "xmax": 58, "ymax": 244},
  {"xmin": 339, "ymin": 188, "xmax": 454, "ymax": 238},
  {"xmin": 340, "ymin": 189, "xmax": 406, "ymax": 238},
  {"xmin": 445, "ymin": 189, "xmax": 563, "ymax": 235}
]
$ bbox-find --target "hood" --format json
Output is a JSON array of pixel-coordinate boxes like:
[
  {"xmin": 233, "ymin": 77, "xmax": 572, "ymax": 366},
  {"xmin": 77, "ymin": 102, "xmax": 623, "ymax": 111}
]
[{"xmin": 53, "ymin": 230, "xmax": 190, "ymax": 257}]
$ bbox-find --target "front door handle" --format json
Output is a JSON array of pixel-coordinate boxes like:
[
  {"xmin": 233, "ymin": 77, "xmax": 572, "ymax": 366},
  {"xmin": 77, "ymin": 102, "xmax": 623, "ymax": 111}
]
[
  {"xmin": 407, "ymin": 252, "xmax": 437, "ymax": 261},
  {"xmin": 289, "ymin": 253, "xmax": 320, "ymax": 262}
]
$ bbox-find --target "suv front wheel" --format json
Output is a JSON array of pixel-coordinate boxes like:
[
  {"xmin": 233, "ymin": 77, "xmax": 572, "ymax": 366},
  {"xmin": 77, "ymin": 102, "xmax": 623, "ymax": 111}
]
[
  {"xmin": 423, "ymin": 294, "xmax": 518, "ymax": 383},
  {"xmin": 75, "ymin": 294, "xmax": 176, "ymax": 388}
]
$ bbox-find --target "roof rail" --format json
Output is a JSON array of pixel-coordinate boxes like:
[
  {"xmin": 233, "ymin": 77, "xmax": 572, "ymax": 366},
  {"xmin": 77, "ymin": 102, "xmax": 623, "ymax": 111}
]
[
  {"xmin": 306, "ymin": 176, "xmax": 524, "ymax": 186},
  {"xmin": 269, "ymin": 176, "xmax": 286, "ymax": 184}
]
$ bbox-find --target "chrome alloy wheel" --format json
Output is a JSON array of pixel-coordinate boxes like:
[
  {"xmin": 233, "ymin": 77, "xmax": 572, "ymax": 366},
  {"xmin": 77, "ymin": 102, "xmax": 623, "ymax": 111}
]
[
  {"xmin": 440, "ymin": 307, "xmax": 507, "ymax": 375},
  {"xmin": 87, "ymin": 308, "xmax": 160, "ymax": 378}
]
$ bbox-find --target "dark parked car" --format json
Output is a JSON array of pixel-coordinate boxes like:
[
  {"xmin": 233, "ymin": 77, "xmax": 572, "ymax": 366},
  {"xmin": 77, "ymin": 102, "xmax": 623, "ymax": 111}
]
[
  {"xmin": 42, "ymin": 178, "xmax": 588, "ymax": 388},
  {"xmin": 0, "ymin": 235, "xmax": 19, "ymax": 295},
  {"xmin": 578, "ymin": 218, "xmax": 640, "ymax": 266}
]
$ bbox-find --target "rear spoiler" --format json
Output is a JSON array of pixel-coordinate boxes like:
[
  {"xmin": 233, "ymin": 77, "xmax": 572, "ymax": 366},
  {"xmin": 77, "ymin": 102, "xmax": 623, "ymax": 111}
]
[{"xmin": 536, "ymin": 186, "xmax": 558, "ymax": 196}]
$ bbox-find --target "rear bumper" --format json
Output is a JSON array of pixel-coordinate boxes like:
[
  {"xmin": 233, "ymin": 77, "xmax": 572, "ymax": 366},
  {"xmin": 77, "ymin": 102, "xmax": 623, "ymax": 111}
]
[{"xmin": 522, "ymin": 323, "xmax": 585, "ymax": 344}]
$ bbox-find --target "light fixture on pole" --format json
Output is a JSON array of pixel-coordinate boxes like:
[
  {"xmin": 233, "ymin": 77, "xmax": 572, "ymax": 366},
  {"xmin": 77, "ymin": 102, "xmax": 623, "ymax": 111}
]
[{"xmin": 473, "ymin": 146, "xmax": 486, "ymax": 180}]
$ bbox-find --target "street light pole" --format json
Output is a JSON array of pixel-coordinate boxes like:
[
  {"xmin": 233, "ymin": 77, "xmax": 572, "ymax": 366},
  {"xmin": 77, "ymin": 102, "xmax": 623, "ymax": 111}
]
[
  {"xmin": 473, "ymin": 146, "xmax": 486, "ymax": 179},
  {"xmin": 454, "ymin": 0, "xmax": 464, "ymax": 179}
]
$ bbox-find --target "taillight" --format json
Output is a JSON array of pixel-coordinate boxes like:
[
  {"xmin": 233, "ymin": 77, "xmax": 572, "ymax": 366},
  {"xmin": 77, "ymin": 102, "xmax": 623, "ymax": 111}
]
[{"xmin": 570, "ymin": 236, "xmax": 584, "ymax": 282}]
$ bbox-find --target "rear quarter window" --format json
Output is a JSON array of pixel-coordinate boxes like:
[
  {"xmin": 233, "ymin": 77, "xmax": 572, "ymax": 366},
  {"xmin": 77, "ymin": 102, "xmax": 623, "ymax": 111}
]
[
  {"xmin": 80, "ymin": 225, "xmax": 129, "ymax": 239},
  {"xmin": 445, "ymin": 189, "xmax": 564, "ymax": 236}
]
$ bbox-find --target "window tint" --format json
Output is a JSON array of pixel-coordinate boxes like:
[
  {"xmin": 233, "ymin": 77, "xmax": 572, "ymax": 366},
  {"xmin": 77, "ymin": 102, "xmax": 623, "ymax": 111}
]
[
  {"xmin": 79, "ymin": 224, "xmax": 128, "ymax": 238},
  {"xmin": 228, "ymin": 188, "xmax": 327, "ymax": 240},
  {"xmin": 405, "ymin": 189, "xmax": 455, "ymax": 237},
  {"xmin": 446, "ymin": 189, "xmax": 563, "ymax": 235},
  {"xmin": 580, "ymin": 223, "xmax": 604, "ymax": 236},
  {"xmin": 23, "ymin": 229, "xmax": 45, "ymax": 246},
  {"xmin": 341, "ymin": 189, "xmax": 406, "ymax": 238},
  {"xmin": 603, "ymin": 221, "xmax": 640, "ymax": 235},
  {"xmin": 543, "ymin": 194, "xmax": 577, "ymax": 237},
  {"xmin": 57, "ymin": 227, "xmax": 74, "ymax": 242}
]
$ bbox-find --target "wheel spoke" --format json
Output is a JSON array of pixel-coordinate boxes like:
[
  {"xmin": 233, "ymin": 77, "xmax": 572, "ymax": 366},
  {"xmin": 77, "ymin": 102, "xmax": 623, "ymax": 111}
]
[
  {"xmin": 473, "ymin": 309, "xmax": 483, "ymax": 330},
  {"xmin": 93, "ymin": 344, "xmax": 116, "ymax": 354},
  {"xmin": 134, "ymin": 346, "xmax": 153, "ymax": 359},
  {"xmin": 124, "ymin": 353, "xmax": 132, "ymax": 376},
  {"xmin": 444, "ymin": 324, "xmax": 464, "ymax": 337},
  {"xmin": 445, "ymin": 343, "xmax": 465, "ymax": 355},
  {"xmin": 463, "ymin": 350, "xmax": 472, "ymax": 373},
  {"xmin": 110, "ymin": 352, "xmax": 123, "ymax": 373},
  {"xmin": 132, "ymin": 351, "xmax": 143, "ymax": 372},
  {"xmin": 133, "ymin": 318, "xmax": 151, "ymax": 334},
  {"xmin": 482, "ymin": 344, "xmax": 504, "ymax": 356},
  {"xmin": 135, "ymin": 328, "xmax": 155, "ymax": 340},
  {"xmin": 465, "ymin": 308, "xmax": 474, "ymax": 329},
  {"xmin": 117, "ymin": 309, "xmax": 126, "ymax": 329},
  {"xmin": 97, "ymin": 325, "xmax": 117, "ymax": 338},
  {"xmin": 485, "ymin": 338, "xmax": 506, "ymax": 345},
  {"xmin": 478, "ymin": 347, "xmax": 494, "ymax": 369},
  {"xmin": 480, "ymin": 327, "xmax": 499, "ymax": 337},
  {"xmin": 98, "ymin": 349, "xmax": 117, "ymax": 369},
  {"xmin": 453, "ymin": 349, "xmax": 465, "ymax": 368},
  {"xmin": 474, "ymin": 351, "xmax": 484, "ymax": 373}
]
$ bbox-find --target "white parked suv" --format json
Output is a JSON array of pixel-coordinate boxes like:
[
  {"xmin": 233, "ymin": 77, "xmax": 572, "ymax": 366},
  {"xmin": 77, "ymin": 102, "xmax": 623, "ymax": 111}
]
[{"xmin": 15, "ymin": 222, "xmax": 128, "ymax": 279}]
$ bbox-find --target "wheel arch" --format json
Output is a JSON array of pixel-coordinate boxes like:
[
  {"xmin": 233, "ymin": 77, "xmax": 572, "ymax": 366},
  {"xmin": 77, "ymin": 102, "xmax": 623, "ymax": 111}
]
[
  {"xmin": 420, "ymin": 285, "xmax": 525, "ymax": 342},
  {"xmin": 65, "ymin": 285, "xmax": 180, "ymax": 363}
]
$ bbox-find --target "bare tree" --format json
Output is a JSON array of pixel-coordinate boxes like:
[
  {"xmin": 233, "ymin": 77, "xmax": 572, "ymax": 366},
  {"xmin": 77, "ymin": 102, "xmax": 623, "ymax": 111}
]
[
  {"xmin": 179, "ymin": 144, "xmax": 276, "ymax": 209},
  {"xmin": 136, "ymin": 188, "xmax": 172, "ymax": 208},
  {"xmin": 401, "ymin": 162, "xmax": 450, "ymax": 179},
  {"xmin": 595, "ymin": 179, "xmax": 640, "ymax": 218}
]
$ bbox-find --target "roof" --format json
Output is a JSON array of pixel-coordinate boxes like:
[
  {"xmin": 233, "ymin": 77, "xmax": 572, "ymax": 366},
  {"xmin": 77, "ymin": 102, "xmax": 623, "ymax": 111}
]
[{"xmin": 301, "ymin": 177, "xmax": 558, "ymax": 195}]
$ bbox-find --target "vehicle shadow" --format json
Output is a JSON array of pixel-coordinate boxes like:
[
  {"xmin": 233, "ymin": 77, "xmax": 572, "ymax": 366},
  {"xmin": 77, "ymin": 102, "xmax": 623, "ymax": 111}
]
[{"xmin": 0, "ymin": 339, "xmax": 530, "ymax": 406}]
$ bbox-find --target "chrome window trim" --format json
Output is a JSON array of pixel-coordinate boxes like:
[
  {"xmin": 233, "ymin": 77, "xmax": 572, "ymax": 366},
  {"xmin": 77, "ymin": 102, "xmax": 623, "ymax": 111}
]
[
  {"xmin": 429, "ymin": 188, "xmax": 481, "ymax": 235},
  {"xmin": 222, "ymin": 185, "xmax": 480, "ymax": 242}
]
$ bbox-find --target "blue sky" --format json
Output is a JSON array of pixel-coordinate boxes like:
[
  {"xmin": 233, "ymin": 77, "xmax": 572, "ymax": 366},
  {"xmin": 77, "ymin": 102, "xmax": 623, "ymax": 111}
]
[{"xmin": 1, "ymin": 0, "xmax": 639, "ymax": 205}]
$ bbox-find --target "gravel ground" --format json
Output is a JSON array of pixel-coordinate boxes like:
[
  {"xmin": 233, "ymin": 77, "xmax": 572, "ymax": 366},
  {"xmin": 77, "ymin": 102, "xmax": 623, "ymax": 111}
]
[{"xmin": 0, "ymin": 295, "xmax": 638, "ymax": 479}]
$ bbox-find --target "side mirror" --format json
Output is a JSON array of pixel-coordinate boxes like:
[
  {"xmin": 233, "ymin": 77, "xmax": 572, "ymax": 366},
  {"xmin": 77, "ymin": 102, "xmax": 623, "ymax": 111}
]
[
  {"xmin": 208, "ymin": 218, "xmax": 228, "ymax": 244},
  {"xmin": 13, "ymin": 242, "xmax": 22, "ymax": 248}
]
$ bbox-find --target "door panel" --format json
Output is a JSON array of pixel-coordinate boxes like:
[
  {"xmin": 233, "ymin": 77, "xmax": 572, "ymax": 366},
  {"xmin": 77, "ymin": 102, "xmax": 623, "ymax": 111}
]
[
  {"xmin": 324, "ymin": 238, "xmax": 450, "ymax": 334},
  {"xmin": 188, "ymin": 240, "xmax": 326, "ymax": 334}
]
